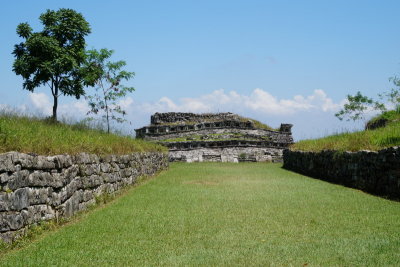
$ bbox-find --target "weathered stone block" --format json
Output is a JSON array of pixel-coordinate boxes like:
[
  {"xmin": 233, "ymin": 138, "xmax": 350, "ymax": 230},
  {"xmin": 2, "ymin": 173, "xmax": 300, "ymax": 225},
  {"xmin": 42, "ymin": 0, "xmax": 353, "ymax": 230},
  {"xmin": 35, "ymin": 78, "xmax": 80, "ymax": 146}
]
[
  {"xmin": 62, "ymin": 165, "xmax": 79, "ymax": 185},
  {"xmin": 10, "ymin": 188, "xmax": 29, "ymax": 211},
  {"xmin": 74, "ymin": 153, "xmax": 91, "ymax": 164},
  {"xmin": 28, "ymin": 187, "xmax": 52, "ymax": 205},
  {"xmin": 33, "ymin": 156, "xmax": 56, "ymax": 169},
  {"xmin": 64, "ymin": 190, "xmax": 83, "ymax": 217},
  {"xmin": 82, "ymin": 190, "xmax": 93, "ymax": 202},
  {"xmin": 51, "ymin": 155, "xmax": 73, "ymax": 169},
  {"xmin": 1, "ymin": 212, "xmax": 25, "ymax": 231},
  {"xmin": 26, "ymin": 205, "xmax": 55, "ymax": 224},
  {"xmin": 6, "ymin": 170, "xmax": 30, "ymax": 190},
  {"xmin": 100, "ymin": 163, "xmax": 111, "ymax": 173},
  {"xmin": 79, "ymin": 164, "xmax": 101, "ymax": 177},
  {"xmin": 0, "ymin": 152, "xmax": 16, "ymax": 172},
  {"xmin": 0, "ymin": 193, "xmax": 11, "ymax": 211}
]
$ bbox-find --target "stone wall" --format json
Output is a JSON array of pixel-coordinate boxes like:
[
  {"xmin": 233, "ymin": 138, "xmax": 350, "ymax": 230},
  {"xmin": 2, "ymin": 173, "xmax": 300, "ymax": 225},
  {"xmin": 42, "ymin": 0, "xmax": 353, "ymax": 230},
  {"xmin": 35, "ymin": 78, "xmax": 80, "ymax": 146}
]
[
  {"xmin": 0, "ymin": 151, "xmax": 168, "ymax": 243},
  {"xmin": 170, "ymin": 146, "xmax": 283, "ymax": 163},
  {"xmin": 283, "ymin": 147, "xmax": 400, "ymax": 199},
  {"xmin": 136, "ymin": 112, "xmax": 293, "ymax": 163},
  {"xmin": 137, "ymin": 120, "xmax": 293, "ymax": 141},
  {"xmin": 142, "ymin": 128, "xmax": 293, "ymax": 144},
  {"xmin": 136, "ymin": 120, "xmax": 255, "ymax": 139}
]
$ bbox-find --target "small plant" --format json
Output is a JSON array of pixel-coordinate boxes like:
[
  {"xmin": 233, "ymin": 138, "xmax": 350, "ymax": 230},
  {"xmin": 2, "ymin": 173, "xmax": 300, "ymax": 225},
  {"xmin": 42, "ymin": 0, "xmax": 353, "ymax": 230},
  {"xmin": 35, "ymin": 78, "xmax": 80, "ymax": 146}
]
[
  {"xmin": 379, "ymin": 76, "xmax": 400, "ymax": 108},
  {"xmin": 335, "ymin": 91, "xmax": 385, "ymax": 122},
  {"xmin": 84, "ymin": 48, "xmax": 135, "ymax": 134},
  {"xmin": 95, "ymin": 192, "xmax": 114, "ymax": 205},
  {"xmin": 239, "ymin": 153, "xmax": 247, "ymax": 160},
  {"xmin": 336, "ymin": 74, "xmax": 400, "ymax": 123}
]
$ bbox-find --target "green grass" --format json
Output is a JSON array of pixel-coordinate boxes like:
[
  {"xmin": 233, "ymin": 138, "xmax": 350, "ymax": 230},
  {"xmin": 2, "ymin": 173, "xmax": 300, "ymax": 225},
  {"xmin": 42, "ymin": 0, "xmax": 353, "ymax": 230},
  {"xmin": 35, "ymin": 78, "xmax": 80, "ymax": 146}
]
[
  {"xmin": 1, "ymin": 163, "xmax": 399, "ymax": 266},
  {"xmin": 243, "ymin": 117, "xmax": 277, "ymax": 131},
  {"xmin": 0, "ymin": 113, "xmax": 166, "ymax": 155},
  {"xmin": 157, "ymin": 114, "xmax": 276, "ymax": 131},
  {"xmin": 291, "ymin": 120, "xmax": 400, "ymax": 152},
  {"xmin": 292, "ymin": 109, "xmax": 400, "ymax": 152},
  {"xmin": 368, "ymin": 108, "xmax": 400, "ymax": 126}
]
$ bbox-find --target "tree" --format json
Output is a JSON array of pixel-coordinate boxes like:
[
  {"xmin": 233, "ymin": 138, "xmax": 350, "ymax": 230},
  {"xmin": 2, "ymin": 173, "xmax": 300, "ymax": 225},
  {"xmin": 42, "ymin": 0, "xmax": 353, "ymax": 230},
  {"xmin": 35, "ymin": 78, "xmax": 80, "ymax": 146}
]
[
  {"xmin": 85, "ymin": 48, "xmax": 135, "ymax": 133},
  {"xmin": 12, "ymin": 8, "xmax": 93, "ymax": 121},
  {"xmin": 335, "ymin": 91, "xmax": 386, "ymax": 121},
  {"xmin": 379, "ymin": 77, "xmax": 400, "ymax": 109}
]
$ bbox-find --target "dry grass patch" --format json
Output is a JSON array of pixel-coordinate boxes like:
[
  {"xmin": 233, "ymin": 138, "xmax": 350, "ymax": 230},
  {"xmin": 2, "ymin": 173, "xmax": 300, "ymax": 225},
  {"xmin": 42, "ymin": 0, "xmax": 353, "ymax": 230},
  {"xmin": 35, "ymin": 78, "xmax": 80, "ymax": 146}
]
[{"xmin": 183, "ymin": 180, "xmax": 219, "ymax": 186}]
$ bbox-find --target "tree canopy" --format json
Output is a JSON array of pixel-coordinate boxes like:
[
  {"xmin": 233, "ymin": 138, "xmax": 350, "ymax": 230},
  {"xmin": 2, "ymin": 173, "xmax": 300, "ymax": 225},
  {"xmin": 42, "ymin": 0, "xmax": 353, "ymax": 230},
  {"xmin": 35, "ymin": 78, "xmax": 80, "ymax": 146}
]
[
  {"xmin": 335, "ymin": 76, "xmax": 400, "ymax": 122},
  {"xmin": 12, "ymin": 8, "xmax": 94, "ymax": 121}
]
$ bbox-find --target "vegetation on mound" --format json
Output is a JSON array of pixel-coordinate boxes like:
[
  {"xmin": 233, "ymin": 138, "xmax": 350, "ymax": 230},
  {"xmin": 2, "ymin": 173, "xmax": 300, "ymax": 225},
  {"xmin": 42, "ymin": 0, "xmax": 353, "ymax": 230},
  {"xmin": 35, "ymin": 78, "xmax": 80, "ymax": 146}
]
[
  {"xmin": 161, "ymin": 132, "xmax": 271, "ymax": 143},
  {"xmin": 0, "ymin": 114, "xmax": 166, "ymax": 156},
  {"xmin": 157, "ymin": 115, "xmax": 277, "ymax": 131},
  {"xmin": 237, "ymin": 116, "xmax": 277, "ymax": 131},
  {"xmin": 366, "ymin": 108, "xmax": 400, "ymax": 129},
  {"xmin": 291, "ymin": 120, "xmax": 400, "ymax": 152},
  {"xmin": 295, "ymin": 79, "xmax": 400, "ymax": 152},
  {"xmin": 2, "ymin": 163, "xmax": 399, "ymax": 266}
]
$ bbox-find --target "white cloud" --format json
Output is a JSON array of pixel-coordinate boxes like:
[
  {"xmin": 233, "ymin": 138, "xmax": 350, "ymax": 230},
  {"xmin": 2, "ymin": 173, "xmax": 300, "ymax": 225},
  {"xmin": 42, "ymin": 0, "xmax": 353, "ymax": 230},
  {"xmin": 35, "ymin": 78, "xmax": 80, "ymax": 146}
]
[
  {"xmin": 29, "ymin": 92, "xmax": 52, "ymax": 115},
  {"xmin": 135, "ymin": 88, "xmax": 341, "ymax": 115},
  {"xmin": 23, "ymin": 89, "xmax": 359, "ymax": 140},
  {"xmin": 59, "ymin": 99, "xmax": 90, "ymax": 116},
  {"xmin": 28, "ymin": 93, "xmax": 91, "ymax": 118},
  {"xmin": 118, "ymin": 96, "xmax": 134, "ymax": 110}
]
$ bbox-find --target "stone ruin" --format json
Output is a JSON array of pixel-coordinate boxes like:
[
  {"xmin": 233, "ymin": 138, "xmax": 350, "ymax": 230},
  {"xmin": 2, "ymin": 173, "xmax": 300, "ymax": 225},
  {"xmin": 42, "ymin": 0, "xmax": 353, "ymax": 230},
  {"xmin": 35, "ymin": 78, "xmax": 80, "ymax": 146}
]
[{"xmin": 135, "ymin": 112, "xmax": 294, "ymax": 162}]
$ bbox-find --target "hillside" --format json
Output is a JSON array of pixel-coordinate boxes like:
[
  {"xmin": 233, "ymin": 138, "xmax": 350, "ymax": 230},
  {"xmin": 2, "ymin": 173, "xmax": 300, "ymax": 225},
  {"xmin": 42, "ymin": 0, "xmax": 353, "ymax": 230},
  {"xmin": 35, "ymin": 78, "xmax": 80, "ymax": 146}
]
[
  {"xmin": 0, "ymin": 114, "xmax": 166, "ymax": 155},
  {"xmin": 291, "ymin": 110, "xmax": 400, "ymax": 152}
]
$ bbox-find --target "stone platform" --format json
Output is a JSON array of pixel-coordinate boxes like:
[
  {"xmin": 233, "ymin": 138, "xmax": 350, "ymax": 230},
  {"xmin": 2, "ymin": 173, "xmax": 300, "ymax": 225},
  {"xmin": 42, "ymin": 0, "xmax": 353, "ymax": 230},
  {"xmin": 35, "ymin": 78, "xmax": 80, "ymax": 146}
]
[{"xmin": 135, "ymin": 112, "xmax": 293, "ymax": 162}]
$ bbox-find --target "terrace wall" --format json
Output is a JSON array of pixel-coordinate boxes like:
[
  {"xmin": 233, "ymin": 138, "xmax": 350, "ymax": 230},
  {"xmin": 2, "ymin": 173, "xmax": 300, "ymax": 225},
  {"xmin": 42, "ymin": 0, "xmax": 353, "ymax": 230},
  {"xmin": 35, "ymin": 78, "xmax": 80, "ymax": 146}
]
[
  {"xmin": 283, "ymin": 147, "xmax": 400, "ymax": 199},
  {"xmin": 144, "ymin": 128, "xmax": 293, "ymax": 143},
  {"xmin": 135, "ymin": 120, "xmax": 255, "ymax": 138},
  {"xmin": 169, "ymin": 146, "xmax": 283, "ymax": 163},
  {"xmin": 0, "ymin": 151, "xmax": 168, "ymax": 243}
]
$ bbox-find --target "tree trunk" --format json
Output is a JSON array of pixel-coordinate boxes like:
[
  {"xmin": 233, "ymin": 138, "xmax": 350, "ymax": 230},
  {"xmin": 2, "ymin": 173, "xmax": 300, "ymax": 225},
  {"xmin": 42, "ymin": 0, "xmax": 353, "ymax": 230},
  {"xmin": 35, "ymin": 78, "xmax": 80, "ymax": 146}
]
[
  {"xmin": 104, "ymin": 89, "xmax": 110, "ymax": 134},
  {"xmin": 106, "ymin": 108, "xmax": 110, "ymax": 134},
  {"xmin": 52, "ymin": 85, "xmax": 58, "ymax": 122}
]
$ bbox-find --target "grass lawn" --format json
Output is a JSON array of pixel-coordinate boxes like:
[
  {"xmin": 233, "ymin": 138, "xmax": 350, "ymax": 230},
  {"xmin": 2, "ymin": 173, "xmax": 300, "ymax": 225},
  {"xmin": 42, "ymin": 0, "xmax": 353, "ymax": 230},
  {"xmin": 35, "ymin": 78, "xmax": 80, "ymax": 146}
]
[{"xmin": 1, "ymin": 163, "xmax": 399, "ymax": 266}]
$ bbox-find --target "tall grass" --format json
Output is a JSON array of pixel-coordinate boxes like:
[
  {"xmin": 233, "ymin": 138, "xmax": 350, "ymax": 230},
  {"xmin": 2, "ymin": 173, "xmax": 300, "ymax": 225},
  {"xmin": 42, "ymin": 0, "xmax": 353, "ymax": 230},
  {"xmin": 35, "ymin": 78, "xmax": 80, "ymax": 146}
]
[
  {"xmin": 291, "ymin": 121, "xmax": 400, "ymax": 152},
  {"xmin": 0, "ymin": 111, "xmax": 166, "ymax": 155}
]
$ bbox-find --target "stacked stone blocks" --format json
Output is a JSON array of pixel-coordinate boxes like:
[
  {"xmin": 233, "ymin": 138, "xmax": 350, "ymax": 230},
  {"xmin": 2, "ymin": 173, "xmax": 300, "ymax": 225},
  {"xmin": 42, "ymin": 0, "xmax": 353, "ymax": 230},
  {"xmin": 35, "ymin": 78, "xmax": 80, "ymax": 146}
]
[
  {"xmin": 0, "ymin": 151, "xmax": 168, "ymax": 243},
  {"xmin": 283, "ymin": 147, "xmax": 400, "ymax": 199},
  {"xmin": 136, "ymin": 112, "xmax": 294, "ymax": 162}
]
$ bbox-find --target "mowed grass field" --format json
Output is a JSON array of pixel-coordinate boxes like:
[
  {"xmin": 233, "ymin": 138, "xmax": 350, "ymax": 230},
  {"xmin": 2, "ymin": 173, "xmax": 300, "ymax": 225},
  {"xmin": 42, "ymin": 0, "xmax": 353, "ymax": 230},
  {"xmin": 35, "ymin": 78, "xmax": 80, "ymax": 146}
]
[{"xmin": 1, "ymin": 163, "xmax": 399, "ymax": 266}]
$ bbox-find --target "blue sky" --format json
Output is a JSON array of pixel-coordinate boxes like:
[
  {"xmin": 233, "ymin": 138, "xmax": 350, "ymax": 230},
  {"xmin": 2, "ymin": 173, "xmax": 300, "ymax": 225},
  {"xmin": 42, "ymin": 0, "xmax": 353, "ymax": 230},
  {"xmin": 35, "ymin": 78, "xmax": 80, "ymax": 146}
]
[{"xmin": 1, "ymin": 0, "xmax": 400, "ymax": 140}]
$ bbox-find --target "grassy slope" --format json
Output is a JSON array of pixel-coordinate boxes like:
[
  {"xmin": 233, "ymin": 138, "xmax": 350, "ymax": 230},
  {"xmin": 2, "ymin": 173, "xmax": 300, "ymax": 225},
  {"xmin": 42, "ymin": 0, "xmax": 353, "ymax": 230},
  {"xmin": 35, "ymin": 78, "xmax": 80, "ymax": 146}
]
[
  {"xmin": 1, "ymin": 163, "xmax": 399, "ymax": 266},
  {"xmin": 291, "ymin": 119, "xmax": 400, "ymax": 152},
  {"xmin": 0, "ymin": 115, "xmax": 166, "ymax": 155}
]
